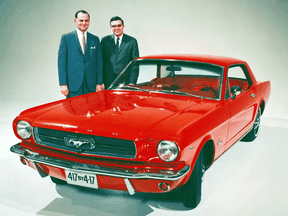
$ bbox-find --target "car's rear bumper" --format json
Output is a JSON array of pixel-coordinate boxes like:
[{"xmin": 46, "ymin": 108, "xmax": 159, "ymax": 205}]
[{"xmin": 10, "ymin": 143, "xmax": 190, "ymax": 194}]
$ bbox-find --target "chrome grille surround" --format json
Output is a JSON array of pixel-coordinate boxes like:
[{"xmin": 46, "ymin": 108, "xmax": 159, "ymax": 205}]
[{"xmin": 33, "ymin": 127, "xmax": 136, "ymax": 159}]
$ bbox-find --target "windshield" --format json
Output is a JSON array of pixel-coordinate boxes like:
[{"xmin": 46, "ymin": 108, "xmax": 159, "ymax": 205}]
[{"xmin": 110, "ymin": 60, "xmax": 224, "ymax": 100}]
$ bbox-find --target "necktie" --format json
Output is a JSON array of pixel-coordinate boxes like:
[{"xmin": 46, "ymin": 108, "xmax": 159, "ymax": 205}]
[
  {"xmin": 82, "ymin": 33, "xmax": 86, "ymax": 54},
  {"xmin": 115, "ymin": 37, "xmax": 120, "ymax": 52}
]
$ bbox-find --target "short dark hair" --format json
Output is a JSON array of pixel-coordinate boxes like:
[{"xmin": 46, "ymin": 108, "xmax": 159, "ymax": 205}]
[
  {"xmin": 75, "ymin": 10, "xmax": 90, "ymax": 19},
  {"xmin": 110, "ymin": 16, "xmax": 124, "ymax": 25}
]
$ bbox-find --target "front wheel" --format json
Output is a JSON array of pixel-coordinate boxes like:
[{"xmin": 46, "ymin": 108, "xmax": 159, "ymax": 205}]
[
  {"xmin": 181, "ymin": 150, "xmax": 205, "ymax": 208},
  {"xmin": 242, "ymin": 108, "xmax": 261, "ymax": 141}
]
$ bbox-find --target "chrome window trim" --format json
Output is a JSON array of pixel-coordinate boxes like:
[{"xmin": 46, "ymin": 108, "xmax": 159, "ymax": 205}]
[{"xmin": 110, "ymin": 59, "xmax": 225, "ymax": 101}]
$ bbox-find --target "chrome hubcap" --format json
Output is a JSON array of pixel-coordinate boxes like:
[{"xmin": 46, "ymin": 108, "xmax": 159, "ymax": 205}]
[{"xmin": 254, "ymin": 110, "xmax": 261, "ymax": 137}]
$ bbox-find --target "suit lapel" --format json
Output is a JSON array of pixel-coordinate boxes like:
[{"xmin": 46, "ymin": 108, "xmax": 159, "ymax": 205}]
[
  {"xmin": 112, "ymin": 34, "xmax": 127, "ymax": 54},
  {"xmin": 85, "ymin": 32, "xmax": 91, "ymax": 54},
  {"xmin": 118, "ymin": 34, "xmax": 127, "ymax": 53},
  {"xmin": 111, "ymin": 35, "xmax": 118, "ymax": 53},
  {"xmin": 73, "ymin": 30, "xmax": 83, "ymax": 54}
]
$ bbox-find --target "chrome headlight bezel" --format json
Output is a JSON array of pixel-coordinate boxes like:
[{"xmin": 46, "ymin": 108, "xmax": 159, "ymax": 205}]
[
  {"xmin": 157, "ymin": 140, "xmax": 179, "ymax": 162},
  {"xmin": 16, "ymin": 120, "xmax": 32, "ymax": 140}
]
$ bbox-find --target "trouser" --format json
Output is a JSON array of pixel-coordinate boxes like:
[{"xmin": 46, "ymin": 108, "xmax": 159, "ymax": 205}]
[{"xmin": 66, "ymin": 76, "xmax": 92, "ymax": 98}]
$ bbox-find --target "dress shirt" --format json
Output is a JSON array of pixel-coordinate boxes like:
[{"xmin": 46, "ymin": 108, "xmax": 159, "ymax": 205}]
[
  {"xmin": 76, "ymin": 28, "xmax": 87, "ymax": 53},
  {"xmin": 114, "ymin": 35, "xmax": 123, "ymax": 47}
]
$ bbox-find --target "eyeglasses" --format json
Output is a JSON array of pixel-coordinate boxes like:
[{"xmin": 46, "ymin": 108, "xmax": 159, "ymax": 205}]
[{"xmin": 111, "ymin": 24, "xmax": 122, "ymax": 28}]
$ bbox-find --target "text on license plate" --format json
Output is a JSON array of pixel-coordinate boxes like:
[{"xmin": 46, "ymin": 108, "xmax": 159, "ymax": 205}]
[{"xmin": 65, "ymin": 170, "xmax": 98, "ymax": 189}]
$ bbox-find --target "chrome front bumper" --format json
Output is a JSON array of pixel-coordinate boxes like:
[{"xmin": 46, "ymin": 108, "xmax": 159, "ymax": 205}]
[{"xmin": 11, "ymin": 144, "xmax": 190, "ymax": 194}]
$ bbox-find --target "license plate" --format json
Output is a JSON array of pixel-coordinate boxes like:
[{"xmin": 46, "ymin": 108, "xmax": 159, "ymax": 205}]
[{"xmin": 65, "ymin": 170, "xmax": 98, "ymax": 189}]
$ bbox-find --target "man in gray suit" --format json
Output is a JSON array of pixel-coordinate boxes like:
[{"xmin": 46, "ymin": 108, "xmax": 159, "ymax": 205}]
[
  {"xmin": 58, "ymin": 10, "xmax": 103, "ymax": 98},
  {"xmin": 101, "ymin": 16, "xmax": 139, "ymax": 88}
]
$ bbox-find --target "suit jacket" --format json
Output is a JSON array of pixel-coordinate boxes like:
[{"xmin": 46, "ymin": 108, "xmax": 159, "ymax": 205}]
[
  {"xmin": 101, "ymin": 33, "xmax": 139, "ymax": 88},
  {"xmin": 58, "ymin": 30, "xmax": 103, "ymax": 92}
]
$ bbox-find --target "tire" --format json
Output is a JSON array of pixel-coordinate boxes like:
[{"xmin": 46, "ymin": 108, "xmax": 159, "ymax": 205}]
[
  {"xmin": 181, "ymin": 150, "xmax": 205, "ymax": 208},
  {"xmin": 50, "ymin": 176, "xmax": 67, "ymax": 185},
  {"xmin": 242, "ymin": 108, "xmax": 261, "ymax": 142}
]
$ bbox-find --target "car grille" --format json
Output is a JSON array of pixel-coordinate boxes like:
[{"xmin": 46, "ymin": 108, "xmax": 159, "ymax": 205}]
[{"xmin": 33, "ymin": 127, "xmax": 136, "ymax": 159}]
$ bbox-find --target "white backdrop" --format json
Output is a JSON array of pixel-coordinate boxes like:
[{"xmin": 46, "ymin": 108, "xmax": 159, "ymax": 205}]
[
  {"xmin": 1, "ymin": 0, "xmax": 287, "ymax": 118},
  {"xmin": 1, "ymin": 1, "xmax": 288, "ymax": 215}
]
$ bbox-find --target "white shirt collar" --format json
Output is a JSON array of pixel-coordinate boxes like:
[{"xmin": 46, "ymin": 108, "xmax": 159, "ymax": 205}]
[
  {"xmin": 114, "ymin": 34, "xmax": 123, "ymax": 44},
  {"xmin": 76, "ymin": 28, "xmax": 87, "ymax": 40}
]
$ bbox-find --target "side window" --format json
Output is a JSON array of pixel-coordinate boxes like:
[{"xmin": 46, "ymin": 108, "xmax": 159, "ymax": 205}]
[
  {"xmin": 226, "ymin": 65, "xmax": 250, "ymax": 99},
  {"xmin": 228, "ymin": 66, "xmax": 247, "ymax": 80}
]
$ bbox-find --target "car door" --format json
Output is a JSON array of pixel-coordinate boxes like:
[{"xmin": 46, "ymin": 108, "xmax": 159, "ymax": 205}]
[{"xmin": 225, "ymin": 65, "xmax": 257, "ymax": 148}]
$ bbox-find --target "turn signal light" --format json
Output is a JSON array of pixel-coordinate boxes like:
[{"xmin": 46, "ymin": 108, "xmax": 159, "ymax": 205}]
[{"xmin": 158, "ymin": 182, "xmax": 170, "ymax": 191}]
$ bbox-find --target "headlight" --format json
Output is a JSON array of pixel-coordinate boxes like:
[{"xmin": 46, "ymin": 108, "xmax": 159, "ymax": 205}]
[
  {"xmin": 16, "ymin": 121, "xmax": 32, "ymax": 139},
  {"xmin": 157, "ymin": 141, "xmax": 179, "ymax": 162}
]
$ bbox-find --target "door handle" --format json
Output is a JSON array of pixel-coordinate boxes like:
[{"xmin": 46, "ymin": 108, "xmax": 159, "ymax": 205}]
[{"xmin": 250, "ymin": 93, "xmax": 256, "ymax": 98}]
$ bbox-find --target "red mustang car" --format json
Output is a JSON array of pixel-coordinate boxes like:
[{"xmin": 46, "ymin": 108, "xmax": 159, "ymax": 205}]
[{"xmin": 11, "ymin": 55, "xmax": 271, "ymax": 208}]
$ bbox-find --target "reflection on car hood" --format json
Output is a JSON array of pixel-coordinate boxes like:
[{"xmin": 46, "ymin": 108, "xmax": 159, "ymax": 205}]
[{"xmin": 21, "ymin": 90, "xmax": 217, "ymax": 140}]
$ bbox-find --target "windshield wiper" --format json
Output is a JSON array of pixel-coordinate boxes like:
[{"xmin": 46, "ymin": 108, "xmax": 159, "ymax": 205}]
[
  {"xmin": 156, "ymin": 89, "xmax": 206, "ymax": 99},
  {"xmin": 156, "ymin": 89, "xmax": 192, "ymax": 96},
  {"xmin": 116, "ymin": 85, "xmax": 151, "ymax": 93},
  {"xmin": 116, "ymin": 86, "xmax": 200, "ymax": 98}
]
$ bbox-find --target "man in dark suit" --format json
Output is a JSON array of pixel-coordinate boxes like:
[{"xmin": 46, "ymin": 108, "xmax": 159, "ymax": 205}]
[
  {"xmin": 58, "ymin": 10, "xmax": 103, "ymax": 98},
  {"xmin": 101, "ymin": 16, "xmax": 139, "ymax": 88}
]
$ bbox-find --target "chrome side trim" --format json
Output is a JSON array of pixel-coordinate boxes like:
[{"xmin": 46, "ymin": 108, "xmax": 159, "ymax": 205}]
[
  {"xmin": 10, "ymin": 144, "xmax": 190, "ymax": 181},
  {"xmin": 124, "ymin": 179, "xmax": 135, "ymax": 195}
]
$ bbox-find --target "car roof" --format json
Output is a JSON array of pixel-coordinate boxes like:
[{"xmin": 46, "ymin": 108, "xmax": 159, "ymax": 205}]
[{"xmin": 137, "ymin": 54, "xmax": 246, "ymax": 67}]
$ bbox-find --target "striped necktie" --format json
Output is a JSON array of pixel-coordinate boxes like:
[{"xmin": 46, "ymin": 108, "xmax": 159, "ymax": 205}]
[{"xmin": 82, "ymin": 33, "xmax": 86, "ymax": 54}]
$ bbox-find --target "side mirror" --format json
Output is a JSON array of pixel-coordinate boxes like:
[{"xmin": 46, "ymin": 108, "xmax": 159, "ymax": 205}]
[{"xmin": 231, "ymin": 85, "xmax": 241, "ymax": 99}]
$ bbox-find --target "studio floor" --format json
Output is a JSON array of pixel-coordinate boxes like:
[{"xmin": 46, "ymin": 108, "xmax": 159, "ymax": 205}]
[{"xmin": 1, "ymin": 101, "xmax": 287, "ymax": 216}]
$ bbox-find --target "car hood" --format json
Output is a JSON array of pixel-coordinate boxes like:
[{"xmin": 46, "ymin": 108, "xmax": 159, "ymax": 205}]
[{"xmin": 21, "ymin": 90, "xmax": 216, "ymax": 140}]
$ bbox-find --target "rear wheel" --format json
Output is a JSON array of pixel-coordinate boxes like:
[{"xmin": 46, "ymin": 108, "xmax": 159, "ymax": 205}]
[
  {"xmin": 50, "ymin": 176, "xmax": 67, "ymax": 185},
  {"xmin": 242, "ymin": 108, "xmax": 261, "ymax": 141},
  {"xmin": 181, "ymin": 150, "xmax": 205, "ymax": 208}
]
